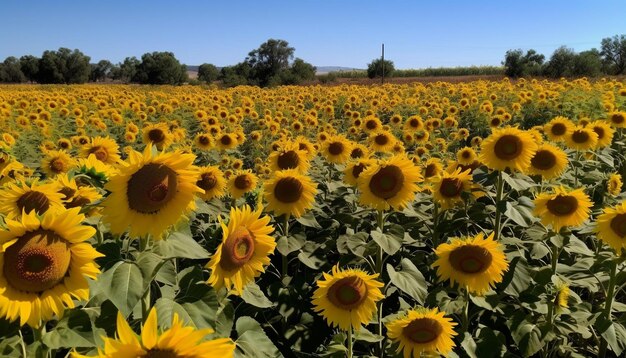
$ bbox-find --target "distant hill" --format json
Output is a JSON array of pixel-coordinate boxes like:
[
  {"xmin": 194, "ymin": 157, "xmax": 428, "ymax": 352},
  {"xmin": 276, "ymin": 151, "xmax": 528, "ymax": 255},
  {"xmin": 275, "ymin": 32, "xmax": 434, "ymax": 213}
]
[{"xmin": 315, "ymin": 66, "xmax": 364, "ymax": 74}]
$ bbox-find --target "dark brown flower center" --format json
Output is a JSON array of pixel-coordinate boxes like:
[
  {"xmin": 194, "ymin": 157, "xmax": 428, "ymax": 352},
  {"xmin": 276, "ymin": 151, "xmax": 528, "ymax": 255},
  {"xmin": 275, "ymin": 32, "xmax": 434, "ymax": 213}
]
[
  {"xmin": 402, "ymin": 318, "xmax": 443, "ymax": 344},
  {"xmin": 350, "ymin": 148, "xmax": 364, "ymax": 159},
  {"xmin": 493, "ymin": 135, "xmax": 523, "ymax": 160},
  {"xmin": 368, "ymin": 165, "xmax": 404, "ymax": 199},
  {"xmin": 219, "ymin": 227, "xmax": 255, "ymax": 271},
  {"xmin": 274, "ymin": 177, "xmax": 303, "ymax": 203},
  {"xmin": 531, "ymin": 150, "xmax": 557, "ymax": 170},
  {"xmin": 50, "ymin": 159, "xmax": 66, "ymax": 174},
  {"xmin": 220, "ymin": 134, "xmax": 232, "ymax": 146},
  {"xmin": 352, "ymin": 163, "xmax": 366, "ymax": 179},
  {"xmin": 328, "ymin": 142, "xmax": 344, "ymax": 156},
  {"xmin": 89, "ymin": 146, "xmax": 108, "ymax": 162},
  {"xmin": 365, "ymin": 120, "xmax": 378, "ymax": 130},
  {"xmin": 375, "ymin": 134, "xmax": 389, "ymax": 146},
  {"xmin": 3, "ymin": 230, "xmax": 71, "ymax": 293},
  {"xmin": 610, "ymin": 214, "xmax": 626, "ymax": 238},
  {"xmin": 449, "ymin": 244, "xmax": 493, "ymax": 274},
  {"xmin": 424, "ymin": 164, "xmax": 438, "ymax": 178},
  {"xmin": 59, "ymin": 141, "xmax": 69, "ymax": 149},
  {"xmin": 327, "ymin": 276, "xmax": 368, "ymax": 310},
  {"xmin": 551, "ymin": 123, "xmax": 566, "ymax": 136},
  {"xmin": 277, "ymin": 150, "xmax": 300, "ymax": 170},
  {"xmin": 127, "ymin": 163, "xmax": 178, "ymax": 214},
  {"xmin": 234, "ymin": 174, "xmax": 252, "ymax": 190},
  {"xmin": 593, "ymin": 126, "xmax": 605, "ymax": 140},
  {"xmin": 546, "ymin": 195, "xmax": 578, "ymax": 216},
  {"xmin": 59, "ymin": 187, "xmax": 76, "ymax": 201},
  {"xmin": 409, "ymin": 118, "xmax": 420, "ymax": 128},
  {"xmin": 148, "ymin": 129, "xmax": 165, "ymax": 143},
  {"xmin": 65, "ymin": 196, "xmax": 92, "ymax": 209},
  {"xmin": 17, "ymin": 191, "xmax": 50, "ymax": 215},
  {"xmin": 144, "ymin": 349, "xmax": 178, "ymax": 358},
  {"xmin": 611, "ymin": 114, "xmax": 625, "ymax": 124},
  {"xmin": 198, "ymin": 135, "xmax": 210, "ymax": 146},
  {"xmin": 439, "ymin": 178, "xmax": 463, "ymax": 198},
  {"xmin": 197, "ymin": 172, "xmax": 217, "ymax": 191},
  {"xmin": 571, "ymin": 130, "xmax": 590, "ymax": 144},
  {"xmin": 461, "ymin": 150, "xmax": 471, "ymax": 159}
]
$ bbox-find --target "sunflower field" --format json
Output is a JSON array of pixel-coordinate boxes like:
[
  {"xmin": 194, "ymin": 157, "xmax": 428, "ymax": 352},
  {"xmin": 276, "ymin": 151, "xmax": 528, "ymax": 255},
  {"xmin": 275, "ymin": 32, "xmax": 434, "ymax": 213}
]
[{"xmin": 0, "ymin": 78, "xmax": 626, "ymax": 358}]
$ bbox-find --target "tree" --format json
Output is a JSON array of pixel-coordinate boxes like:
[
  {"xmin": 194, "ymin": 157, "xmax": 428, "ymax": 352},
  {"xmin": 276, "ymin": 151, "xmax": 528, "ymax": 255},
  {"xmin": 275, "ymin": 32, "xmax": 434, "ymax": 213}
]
[
  {"xmin": 572, "ymin": 49, "xmax": 602, "ymax": 77},
  {"xmin": 19, "ymin": 55, "xmax": 39, "ymax": 82},
  {"xmin": 543, "ymin": 46, "xmax": 577, "ymax": 78},
  {"xmin": 0, "ymin": 57, "xmax": 26, "ymax": 83},
  {"xmin": 133, "ymin": 52, "xmax": 188, "ymax": 85},
  {"xmin": 197, "ymin": 63, "xmax": 219, "ymax": 83},
  {"xmin": 90, "ymin": 60, "xmax": 113, "ymax": 82},
  {"xmin": 503, "ymin": 49, "xmax": 544, "ymax": 78},
  {"xmin": 600, "ymin": 34, "xmax": 626, "ymax": 75},
  {"xmin": 219, "ymin": 62, "xmax": 251, "ymax": 87},
  {"xmin": 289, "ymin": 58, "xmax": 316, "ymax": 82},
  {"xmin": 112, "ymin": 57, "xmax": 140, "ymax": 83},
  {"xmin": 367, "ymin": 58, "xmax": 395, "ymax": 79},
  {"xmin": 246, "ymin": 39, "xmax": 295, "ymax": 86},
  {"xmin": 37, "ymin": 48, "xmax": 91, "ymax": 84}
]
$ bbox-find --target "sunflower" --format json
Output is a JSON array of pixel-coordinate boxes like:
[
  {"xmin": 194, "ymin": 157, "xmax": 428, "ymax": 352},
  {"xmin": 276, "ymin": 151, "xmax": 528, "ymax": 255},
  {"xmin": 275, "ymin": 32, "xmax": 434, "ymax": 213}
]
[
  {"xmin": 76, "ymin": 154, "xmax": 117, "ymax": 184},
  {"xmin": 268, "ymin": 143, "xmax": 310, "ymax": 173},
  {"xmin": 533, "ymin": 187, "xmax": 592, "ymax": 232},
  {"xmin": 343, "ymin": 158, "xmax": 375, "ymax": 187},
  {"xmin": 564, "ymin": 126, "xmax": 598, "ymax": 151},
  {"xmin": 479, "ymin": 127, "xmax": 538, "ymax": 172},
  {"xmin": 216, "ymin": 133, "xmax": 238, "ymax": 150},
  {"xmin": 555, "ymin": 282, "xmax": 570, "ymax": 309},
  {"xmin": 0, "ymin": 208, "xmax": 102, "ymax": 327},
  {"xmin": 456, "ymin": 147, "xmax": 477, "ymax": 166},
  {"xmin": 526, "ymin": 143, "xmax": 568, "ymax": 180},
  {"xmin": 295, "ymin": 136, "xmax": 317, "ymax": 160},
  {"xmin": 80, "ymin": 308, "xmax": 235, "ymax": 357},
  {"xmin": 322, "ymin": 135, "xmax": 353, "ymax": 165},
  {"xmin": 194, "ymin": 132, "xmax": 214, "ymax": 150},
  {"xmin": 0, "ymin": 180, "xmax": 65, "ymax": 219},
  {"xmin": 544, "ymin": 116, "xmax": 574, "ymax": 142},
  {"xmin": 142, "ymin": 122, "xmax": 173, "ymax": 150},
  {"xmin": 102, "ymin": 145, "xmax": 201, "ymax": 239},
  {"xmin": 590, "ymin": 121, "xmax": 614, "ymax": 148},
  {"xmin": 423, "ymin": 158, "xmax": 443, "ymax": 181},
  {"xmin": 432, "ymin": 168, "xmax": 480, "ymax": 209},
  {"xmin": 608, "ymin": 111, "xmax": 626, "ymax": 128},
  {"xmin": 432, "ymin": 232, "xmax": 508, "ymax": 295},
  {"xmin": 404, "ymin": 115, "xmax": 424, "ymax": 132},
  {"xmin": 41, "ymin": 150, "xmax": 76, "ymax": 177},
  {"xmin": 228, "ymin": 170, "xmax": 258, "ymax": 200},
  {"xmin": 206, "ymin": 205, "xmax": 275, "ymax": 295},
  {"xmin": 80, "ymin": 136, "xmax": 121, "ymax": 165},
  {"xmin": 595, "ymin": 201, "xmax": 626, "ymax": 252},
  {"xmin": 312, "ymin": 265, "xmax": 384, "ymax": 331},
  {"xmin": 263, "ymin": 170, "xmax": 317, "ymax": 218},
  {"xmin": 369, "ymin": 130, "xmax": 396, "ymax": 153},
  {"xmin": 386, "ymin": 308, "xmax": 457, "ymax": 358},
  {"xmin": 358, "ymin": 155, "xmax": 422, "ymax": 211},
  {"xmin": 196, "ymin": 166, "xmax": 226, "ymax": 201},
  {"xmin": 608, "ymin": 173, "xmax": 623, "ymax": 196}
]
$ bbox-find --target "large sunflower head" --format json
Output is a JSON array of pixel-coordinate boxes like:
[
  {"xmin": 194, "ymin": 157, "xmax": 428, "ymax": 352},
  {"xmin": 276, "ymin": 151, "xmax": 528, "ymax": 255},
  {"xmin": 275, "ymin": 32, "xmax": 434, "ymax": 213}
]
[
  {"xmin": 142, "ymin": 122, "xmax": 173, "ymax": 151},
  {"xmin": 85, "ymin": 308, "xmax": 235, "ymax": 357},
  {"xmin": 432, "ymin": 232, "xmax": 509, "ymax": 295},
  {"xmin": 322, "ymin": 135, "xmax": 353, "ymax": 165},
  {"xmin": 268, "ymin": 142, "xmax": 310, "ymax": 174},
  {"xmin": 564, "ymin": 126, "xmax": 598, "ymax": 151},
  {"xmin": 479, "ymin": 126, "xmax": 538, "ymax": 172},
  {"xmin": 312, "ymin": 265, "xmax": 384, "ymax": 331},
  {"xmin": 196, "ymin": 166, "xmax": 227, "ymax": 201},
  {"xmin": 595, "ymin": 201, "xmax": 626, "ymax": 253},
  {"xmin": 343, "ymin": 158, "xmax": 375, "ymax": 187},
  {"xmin": 357, "ymin": 155, "xmax": 423, "ymax": 211},
  {"xmin": 527, "ymin": 143, "xmax": 568, "ymax": 180},
  {"xmin": 544, "ymin": 116, "xmax": 574, "ymax": 142},
  {"xmin": 590, "ymin": 121, "xmax": 615, "ymax": 148},
  {"xmin": 0, "ymin": 208, "xmax": 102, "ymax": 327},
  {"xmin": 263, "ymin": 169, "xmax": 317, "ymax": 218},
  {"xmin": 533, "ymin": 187, "xmax": 592, "ymax": 232},
  {"xmin": 80, "ymin": 136, "xmax": 121, "ymax": 165},
  {"xmin": 102, "ymin": 145, "xmax": 201, "ymax": 239},
  {"xmin": 386, "ymin": 307, "xmax": 457, "ymax": 358},
  {"xmin": 227, "ymin": 169, "xmax": 258, "ymax": 200},
  {"xmin": 41, "ymin": 150, "xmax": 76, "ymax": 177},
  {"xmin": 0, "ymin": 180, "xmax": 65, "ymax": 219},
  {"xmin": 206, "ymin": 205, "xmax": 275, "ymax": 295},
  {"xmin": 369, "ymin": 130, "xmax": 397, "ymax": 153}
]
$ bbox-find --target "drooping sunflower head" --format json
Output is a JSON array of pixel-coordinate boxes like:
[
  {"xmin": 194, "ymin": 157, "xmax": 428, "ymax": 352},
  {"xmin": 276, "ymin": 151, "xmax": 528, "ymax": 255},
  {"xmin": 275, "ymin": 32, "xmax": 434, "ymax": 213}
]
[
  {"xmin": 80, "ymin": 136, "xmax": 121, "ymax": 165},
  {"xmin": 386, "ymin": 307, "xmax": 457, "ymax": 358},
  {"xmin": 75, "ymin": 153, "xmax": 117, "ymax": 185},
  {"xmin": 263, "ymin": 169, "xmax": 317, "ymax": 218},
  {"xmin": 527, "ymin": 143, "xmax": 568, "ymax": 180},
  {"xmin": 228, "ymin": 169, "xmax": 258, "ymax": 200},
  {"xmin": 322, "ymin": 135, "xmax": 353, "ymax": 164},
  {"xmin": 343, "ymin": 158, "xmax": 375, "ymax": 187},
  {"xmin": 41, "ymin": 150, "xmax": 76, "ymax": 177},
  {"xmin": 564, "ymin": 126, "xmax": 598, "ymax": 151},
  {"xmin": 544, "ymin": 116, "xmax": 574, "ymax": 142},
  {"xmin": 268, "ymin": 142, "xmax": 310, "ymax": 173},
  {"xmin": 555, "ymin": 282, "xmax": 570, "ymax": 310},
  {"xmin": 206, "ymin": 205, "xmax": 275, "ymax": 295},
  {"xmin": 312, "ymin": 266, "xmax": 384, "ymax": 331},
  {"xmin": 595, "ymin": 201, "xmax": 626, "ymax": 253},
  {"xmin": 196, "ymin": 166, "xmax": 227, "ymax": 201},
  {"xmin": 0, "ymin": 180, "xmax": 65, "ymax": 219},
  {"xmin": 432, "ymin": 232, "xmax": 509, "ymax": 295},
  {"xmin": 357, "ymin": 155, "xmax": 423, "ymax": 211},
  {"xmin": 479, "ymin": 126, "xmax": 538, "ymax": 172},
  {"xmin": 533, "ymin": 187, "xmax": 592, "ymax": 232},
  {"xmin": 102, "ymin": 145, "xmax": 201, "ymax": 239},
  {"xmin": 0, "ymin": 208, "xmax": 102, "ymax": 327},
  {"xmin": 608, "ymin": 173, "xmax": 623, "ymax": 196}
]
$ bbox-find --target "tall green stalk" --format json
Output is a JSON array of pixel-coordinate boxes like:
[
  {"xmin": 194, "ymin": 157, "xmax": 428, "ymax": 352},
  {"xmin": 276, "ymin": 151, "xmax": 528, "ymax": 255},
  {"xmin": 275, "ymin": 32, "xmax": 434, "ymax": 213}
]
[
  {"xmin": 494, "ymin": 171, "xmax": 504, "ymax": 241},
  {"xmin": 375, "ymin": 209, "xmax": 385, "ymax": 357},
  {"xmin": 599, "ymin": 259, "xmax": 617, "ymax": 358},
  {"xmin": 282, "ymin": 214, "xmax": 290, "ymax": 279}
]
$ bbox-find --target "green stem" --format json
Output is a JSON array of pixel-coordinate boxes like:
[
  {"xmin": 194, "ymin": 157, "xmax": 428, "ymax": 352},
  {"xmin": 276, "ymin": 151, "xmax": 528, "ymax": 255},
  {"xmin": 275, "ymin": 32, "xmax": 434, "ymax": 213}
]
[
  {"xmin": 375, "ymin": 210, "xmax": 385, "ymax": 357},
  {"xmin": 141, "ymin": 285, "xmax": 151, "ymax": 323},
  {"xmin": 547, "ymin": 240, "xmax": 559, "ymax": 328},
  {"xmin": 462, "ymin": 287, "xmax": 470, "ymax": 333},
  {"xmin": 574, "ymin": 152, "xmax": 581, "ymax": 188},
  {"xmin": 347, "ymin": 326, "xmax": 353, "ymax": 358},
  {"xmin": 282, "ymin": 214, "xmax": 290, "ymax": 279},
  {"xmin": 494, "ymin": 171, "xmax": 504, "ymax": 241},
  {"xmin": 599, "ymin": 259, "xmax": 618, "ymax": 358},
  {"xmin": 432, "ymin": 202, "xmax": 440, "ymax": 247}
]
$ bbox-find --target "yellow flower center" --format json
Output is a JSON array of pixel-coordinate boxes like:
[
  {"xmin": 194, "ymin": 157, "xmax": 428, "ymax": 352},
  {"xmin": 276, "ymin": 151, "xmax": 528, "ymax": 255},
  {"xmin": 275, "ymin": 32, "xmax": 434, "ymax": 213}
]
[
  {"xmin": 610, "ymin": 213, "xmax": 626, "ymax": 237},
  {"xmin": 531, "ymin": 150, "xmax": 557, "ymax": 170},
  {"xmin": 274, "ymin": 177, "xmax": 303, "ymax": 203},
  {"xmin": 3, "ymin": 230, "xmax": 71, "ymax": 293},
  {"xmin": 219, "ymin": 227, "xmax": 255, "ymax": 271},
  {"xmin": 546, "ymin": 195, "xmax": 578, "ymax": 216},
  {"xmin": 327, "ymin": 276, "xmax": 368, "ymax": 310},
  {"xmin": 493, "ymin": 135, "xmax": 522, "ymax": 160},
  {"xmin": 368, "ymin": 165, "xmax": 404, "ymax": 199},
  {"xmin": 402, "ymin": 318, "xmax": 443, "ymax": 344},
  {"xmin": 17, "ymin": 191, "xmax": 50, "ymax": 215},
  {"xmin": 127, "ymin": 163, "xmax": 178, "ymax": 214},
  {"xmin": 449, "ymin": 244, "xmax": 493, "ymax": 274},
  {"xmin": 277, "ymin": 150, "xmax": 300, "ymax": 170}
]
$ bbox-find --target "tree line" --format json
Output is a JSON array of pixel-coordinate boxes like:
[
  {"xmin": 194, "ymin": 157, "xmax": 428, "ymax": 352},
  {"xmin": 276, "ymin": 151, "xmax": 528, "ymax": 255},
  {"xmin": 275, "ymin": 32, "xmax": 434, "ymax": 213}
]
[{"xmin": 0, "ymin": 39, "xmax": 316, "ymax": 86}]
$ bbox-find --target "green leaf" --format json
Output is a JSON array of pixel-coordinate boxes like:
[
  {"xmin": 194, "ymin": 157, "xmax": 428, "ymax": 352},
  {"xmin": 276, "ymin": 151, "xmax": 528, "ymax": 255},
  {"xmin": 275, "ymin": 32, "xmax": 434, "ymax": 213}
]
[
  {"xmin": 461, "ymin": 332, "xmax": 478, "ymax": 358},
  {"xmin": 596, "ymin": 317, "xmax": 626, "ymax": 356},
  {"xmin": 241, "ymin": 282, "xmax": 274, "ymax": 308},
  {"xmin": 344, "ymin": 232, "xmax": 373, "ymax": 258},
  {"xmin": 505, "ymin": 201, "xmax": 534, "ymax": 227},
  {"xmin": 353, "ymin": 326, "xmax": 383, "ymax": 342},
  {"xmin": 387, "ymin": 259, "xmax": 428, "ymax": 304},
  {"xmin": 371, "ymin": 229, "xmax": 402, "ymax": 255},
  {"xmin": 235, "ymin": 317, "xmax": 280, "ymax": 357},
  {"xmin": 509, "ymin": 314, "xmax": 546, "ymax": 357},
  {"xmin": 296, "ymin": 212, "xmax": 322, "ymax": 228},
  {"xmin": 276, "ymin": 233, "xmax": 305, "ymax": 256},
  {"xmin": 98, "ymin": 261, "xmax": 144, "ymax": 316},
  {"xmin": 154, "ymin": 231, "xmax": 210, "ymax": 259},
  {"xmin": 43, "ymin": 308, "xmax": 105, "ymax": 349},
  {"xmin": 502, "ymin": 257, "xmax": 532, "ymax": 296},
  {"xmin": 502, "ymin": 171, "xmax": 534, "ymax": 191}
]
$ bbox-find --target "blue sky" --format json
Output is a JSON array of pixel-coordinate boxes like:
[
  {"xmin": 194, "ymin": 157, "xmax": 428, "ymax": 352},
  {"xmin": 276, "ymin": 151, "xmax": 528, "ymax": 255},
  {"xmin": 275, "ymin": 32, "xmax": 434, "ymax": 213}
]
[{"xmin": 1, "ymin": 0, "xmax": 625, "ymax": 69}]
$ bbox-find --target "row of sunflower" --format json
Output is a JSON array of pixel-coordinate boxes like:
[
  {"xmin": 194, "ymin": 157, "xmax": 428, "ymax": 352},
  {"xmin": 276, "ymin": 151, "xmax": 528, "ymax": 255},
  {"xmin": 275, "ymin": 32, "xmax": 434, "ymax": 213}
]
[{"xmin": 0, "ymin": 79, "xmax": 624, "ymax": 357}]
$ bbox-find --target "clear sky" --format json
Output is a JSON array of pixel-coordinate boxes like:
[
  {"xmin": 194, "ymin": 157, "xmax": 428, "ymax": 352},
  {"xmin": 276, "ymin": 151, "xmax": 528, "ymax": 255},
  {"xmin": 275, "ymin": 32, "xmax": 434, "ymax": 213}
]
[{"xmin": 1, "ymin": 0, "xmax": 625, "ymax": 69}]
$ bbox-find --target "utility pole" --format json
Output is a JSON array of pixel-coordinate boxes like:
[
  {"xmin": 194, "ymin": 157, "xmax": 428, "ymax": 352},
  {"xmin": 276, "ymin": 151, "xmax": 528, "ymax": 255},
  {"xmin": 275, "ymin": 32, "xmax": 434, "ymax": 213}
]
[{"xmin": 381, "ymin": 43, "xmax": 385, "ymax": 85}]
